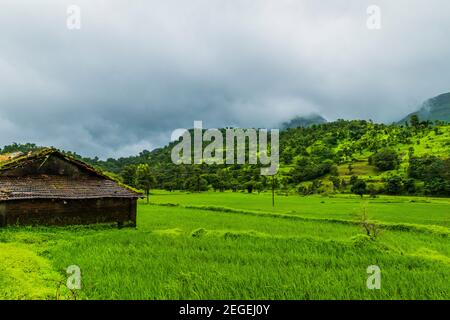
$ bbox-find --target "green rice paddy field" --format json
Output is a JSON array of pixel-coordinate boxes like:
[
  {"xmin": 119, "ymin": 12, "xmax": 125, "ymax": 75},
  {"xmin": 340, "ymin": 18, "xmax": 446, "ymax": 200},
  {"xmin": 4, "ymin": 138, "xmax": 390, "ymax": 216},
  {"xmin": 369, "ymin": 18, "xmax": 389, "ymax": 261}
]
[{"xmin": 0, "ymin": 191, "xmax": 449, "ymax": 300}]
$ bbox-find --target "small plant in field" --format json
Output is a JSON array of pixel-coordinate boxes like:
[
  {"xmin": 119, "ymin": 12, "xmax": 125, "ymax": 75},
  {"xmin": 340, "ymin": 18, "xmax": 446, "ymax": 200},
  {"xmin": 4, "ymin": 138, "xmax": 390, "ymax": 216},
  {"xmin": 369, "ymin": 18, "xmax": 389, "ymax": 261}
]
[
  {"xmin": 357, "ymin": 205, "xmax": 382, "ymax": 240},
  {"xmin": 191, "ymin": 228, "xmax": 207, "ymax": 238},
  {"xmin": 55, "ymin": 280, "xmax": 79, "ymax": 300}
]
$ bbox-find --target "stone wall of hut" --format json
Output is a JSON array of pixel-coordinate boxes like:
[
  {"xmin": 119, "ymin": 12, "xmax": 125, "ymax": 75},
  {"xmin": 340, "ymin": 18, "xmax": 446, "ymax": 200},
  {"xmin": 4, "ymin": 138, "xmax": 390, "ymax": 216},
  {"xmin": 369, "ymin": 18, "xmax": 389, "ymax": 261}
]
[{"xmin": 0, "ymin": 198, "xmax": 137, "ymax": 227}]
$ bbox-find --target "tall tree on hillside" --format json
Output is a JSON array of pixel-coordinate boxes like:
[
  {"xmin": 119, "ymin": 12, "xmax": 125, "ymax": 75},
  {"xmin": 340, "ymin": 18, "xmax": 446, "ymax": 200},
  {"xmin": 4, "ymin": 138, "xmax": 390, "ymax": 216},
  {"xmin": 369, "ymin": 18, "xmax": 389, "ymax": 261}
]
[
  {"xmin": 135, "ymin": 164, "xmax": 156, "ymax": 203},
  {"xmin": 410, "ymin": 115, "xmax": 420, "ymax": 129},
  {"xmin": 121, "ymin": 165, "xmax": 137, "ymax": 187},
  {"xmin": 370, "ymin": 149, "xmax": 399, "ymax": 171}
]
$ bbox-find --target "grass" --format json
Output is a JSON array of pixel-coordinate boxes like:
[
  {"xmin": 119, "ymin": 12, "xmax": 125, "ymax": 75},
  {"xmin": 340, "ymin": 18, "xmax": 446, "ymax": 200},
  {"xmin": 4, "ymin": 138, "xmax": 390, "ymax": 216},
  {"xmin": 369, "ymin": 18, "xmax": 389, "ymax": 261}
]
[
  {"xmin": 150, "ymin": 191, "xmax": 450, "ymax": 227},
  {"xmin": 0, "ymin": 243, "xmax": 62, "ymax": 299},
  {"xmin": 0, "ymin": 191, "xmax": 449, "ymax": 300}
]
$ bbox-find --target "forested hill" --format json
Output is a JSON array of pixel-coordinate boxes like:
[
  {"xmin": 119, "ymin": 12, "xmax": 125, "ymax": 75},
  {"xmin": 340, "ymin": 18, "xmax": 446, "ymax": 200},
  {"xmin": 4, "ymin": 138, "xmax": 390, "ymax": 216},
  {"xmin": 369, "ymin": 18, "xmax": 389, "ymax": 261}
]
[
  {"xmin": 399, "ymin": 92, "xmax": 450, "ymax": 123},
  {"xmin": 1, "ymin": 118, "xmax": 450, "ymax": 196},
  {"xmin": 281, "ymin": 114, "xmax": 327, "ymax": 129}
]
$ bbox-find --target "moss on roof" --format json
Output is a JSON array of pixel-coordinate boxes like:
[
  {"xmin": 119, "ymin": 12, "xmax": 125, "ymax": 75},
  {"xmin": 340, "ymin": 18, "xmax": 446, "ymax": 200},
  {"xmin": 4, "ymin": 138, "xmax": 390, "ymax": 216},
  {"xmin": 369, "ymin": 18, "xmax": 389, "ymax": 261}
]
[{"xmin": 0, "ymin": 155, "xmax": 11, "ymax": 162}]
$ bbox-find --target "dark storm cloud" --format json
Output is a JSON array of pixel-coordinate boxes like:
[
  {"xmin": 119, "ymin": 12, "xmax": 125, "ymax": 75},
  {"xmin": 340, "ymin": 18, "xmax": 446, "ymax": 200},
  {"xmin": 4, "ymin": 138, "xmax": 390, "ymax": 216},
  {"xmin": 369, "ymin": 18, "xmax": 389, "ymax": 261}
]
[{"xmin": 1, "ymin": 0, "xmax": 450, "ymax": 157}]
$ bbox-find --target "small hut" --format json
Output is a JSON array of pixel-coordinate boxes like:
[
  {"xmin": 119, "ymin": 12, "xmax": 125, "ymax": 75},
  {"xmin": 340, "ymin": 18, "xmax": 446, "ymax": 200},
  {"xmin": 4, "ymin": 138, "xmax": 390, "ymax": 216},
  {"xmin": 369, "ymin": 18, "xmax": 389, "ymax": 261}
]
[{"xmin": 0, "ymin": 148, "xmax": 141, "ymax": 227}]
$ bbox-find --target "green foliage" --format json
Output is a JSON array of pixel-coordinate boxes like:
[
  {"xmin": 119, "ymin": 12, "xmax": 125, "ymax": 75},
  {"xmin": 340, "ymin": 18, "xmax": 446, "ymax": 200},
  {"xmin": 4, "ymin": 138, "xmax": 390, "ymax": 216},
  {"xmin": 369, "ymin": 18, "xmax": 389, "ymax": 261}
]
[
  {"xmin": 0, "ymin": 243, "xmax": 64, "ymax": 299},
  {"xmin": 2, "ymin": 120, "xmax": 450, "ymax": 197},
  {"xmin": 330, "ymin": 176, "xmax": 341, "ymax": 190},
  {"xmin": 409, "ymin": 156, "xmax": 450, "ymax": 180},
  {"xmin": 351, "ymin": 180, "xmax": 367, "ymax": 198},
  {"xmin": 408, "ymin": 156, "xmax": 450, "ymax": 196},
  {"xmin": 135, "ymin": 164, "xmax": 156, "ymax": 202},
  {"xmin": 385, "ymin": 176, "xmax": 404, "ymax": 195},
  {"xmin": 0, "ymin": 143, "xmax": 42, "ymax": 154},
  {"xmin": 184, "ymin": 176, "xmax": 209, "ymax": 192},
  {"xmin": 349, "ymin": 175, "xmax": 359, "ymax": 185},
  {"xmin": 410, "ymin": 115, "xmax": 420, "ymax": 128},
  {"xmin": 403, "ymin": 178, "xmax": 416, "ymax": 194},
  {"xmin": 1, "ymin": 192, "xmax": 449, "ymax": 300},
  {"xmin": 370, "ymin": 148, "xmax": 399, "ymax": 171},
  {"xmin": 424, "ymin": 178, "xmax": 450, "ymax": 196},
  {"xmin": 291, "ymin": 158, "xmax": 333, "ymax": 182},
  {"xmin": 121, "ymin": 165, "xmax": 137, "ymax": 187}
]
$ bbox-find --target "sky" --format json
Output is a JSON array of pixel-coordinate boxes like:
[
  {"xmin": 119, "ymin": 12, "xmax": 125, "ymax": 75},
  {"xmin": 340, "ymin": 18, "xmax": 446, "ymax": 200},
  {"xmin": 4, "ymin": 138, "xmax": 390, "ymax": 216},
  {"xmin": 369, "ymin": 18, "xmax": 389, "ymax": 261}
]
[{"xmin": 1, "ymin": 0, "xmax": 450, "ymax": 158}]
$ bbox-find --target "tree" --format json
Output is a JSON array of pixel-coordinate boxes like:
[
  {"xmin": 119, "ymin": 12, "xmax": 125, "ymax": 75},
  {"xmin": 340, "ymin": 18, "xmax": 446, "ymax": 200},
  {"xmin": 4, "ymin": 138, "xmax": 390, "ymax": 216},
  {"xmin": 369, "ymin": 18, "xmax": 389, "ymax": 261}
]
[
  {"xmin": 121, "ymin": 165, "xmax": 137, "ymax": 187},
  {"xmin": 350, "ymin": 175, "xmax": 359, "ymax": 185},
  {"xmin": 347, "ymin": 163, "xmax": 354, "ymax": 174},
  {"xmin": 370, "ymin": 149, "xmax": 398, "ymax": 171},
  {"xmin": 310, "ymin": 144, "xmax": 334, "ymax": 160},
  {"xmin": 184, "ymin": 176, "xmax": 209, "ymax": 192},
  {"xmin": 351, "ymin": 180, "xmax": 367, "ymax": 198},
  {"xmin": 367, "ymin": 184, "xmax": 378, "ymax": 198},
  {"xmin": 358, "ymin": 206, "xmax": 382, "ymax": 239},
  {"xmin": 291, "ymin": 157, "xmax": 333, "ymax": 182},
  {"xmin": 329, "ymin": 165, "xmax": 339, "ymax": 177},
  {"xmin": 385, "ymin": 176, "xmax": 403, "ymax": 195},
  {"xmin": 135, "ymin": 164, "xmax": 156, "ymax": 203},
  {"xmin": 244, "ymin": 181, "xmax": 255, "ymax": 193},
  {"xmin": 410, "ymin": 115, "xmax": 420, "ymax": 128},
  {"xmin": 330, "ymin": 176, "xmax": 341, "ymax": 191},
  {"xmin": 403, "ymin": 178, "xmax": 416, "ymax": 194},
  {"xmin": 254, "ymin": 182, "xmax": 264, "ymax": 193},
  {"xmin": 424, "ymin": 178, "xmax": 450, "ymax": 196},
  {"xmin": 408, "ymin": 156, "xmax": 448, "ymax": 180},
  {"xmin": 162, "ymin": 181, "xmax": 176, "ymax": 192},
  {"xmin": 204, "ymin": 174, "xmax": 221, "ymax": 191},
  {"xmin": 408, "ymin": 147, "xmax": 414, "ymax": 159}
]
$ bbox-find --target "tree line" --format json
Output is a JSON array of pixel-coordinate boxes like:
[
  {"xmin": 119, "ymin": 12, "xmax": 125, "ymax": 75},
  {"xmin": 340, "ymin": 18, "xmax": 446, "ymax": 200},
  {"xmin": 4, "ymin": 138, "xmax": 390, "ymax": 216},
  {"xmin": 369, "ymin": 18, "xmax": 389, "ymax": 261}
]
[{"xmin": 1, "ymin": 117, "xmax": 449, "ymax": 197}]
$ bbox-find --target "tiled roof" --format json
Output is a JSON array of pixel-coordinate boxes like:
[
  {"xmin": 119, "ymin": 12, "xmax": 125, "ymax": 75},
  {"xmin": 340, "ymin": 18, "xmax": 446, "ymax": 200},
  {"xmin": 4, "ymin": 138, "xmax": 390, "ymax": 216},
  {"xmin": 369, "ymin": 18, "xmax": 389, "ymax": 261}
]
[
  {"xmin": 0, "ymin": 175, "xmax": 140, "ymax": 201},
  {"xmin": 0, "ymin": 148, "xmax": 142, "ymax": 200}
]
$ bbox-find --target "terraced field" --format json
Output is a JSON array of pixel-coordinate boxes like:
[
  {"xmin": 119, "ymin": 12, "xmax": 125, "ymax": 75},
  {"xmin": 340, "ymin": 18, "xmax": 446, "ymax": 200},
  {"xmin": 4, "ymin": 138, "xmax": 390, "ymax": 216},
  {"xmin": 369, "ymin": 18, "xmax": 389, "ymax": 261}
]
[{"xmin": 0, "ymin": 191, "xmax": 449, "ymax": 299}]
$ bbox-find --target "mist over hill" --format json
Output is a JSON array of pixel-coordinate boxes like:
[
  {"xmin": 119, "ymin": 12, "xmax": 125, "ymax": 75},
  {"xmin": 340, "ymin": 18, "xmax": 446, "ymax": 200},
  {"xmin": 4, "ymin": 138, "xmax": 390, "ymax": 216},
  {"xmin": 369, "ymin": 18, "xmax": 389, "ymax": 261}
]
[
  {"xmin": 281, "ymin": 114, "xmax": 328, "ymax": 129},
  {"xmin": 2, "ymin": 118, "xmax": 450, "ymax": 197},
  {"xmin": 399, "ymin": 92, "xmax": 450, "ymax": 123}
]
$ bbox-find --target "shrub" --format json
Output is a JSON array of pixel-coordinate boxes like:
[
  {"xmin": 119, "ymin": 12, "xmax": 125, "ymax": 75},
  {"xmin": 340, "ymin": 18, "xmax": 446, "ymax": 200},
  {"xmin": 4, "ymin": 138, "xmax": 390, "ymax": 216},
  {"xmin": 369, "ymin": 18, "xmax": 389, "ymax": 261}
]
[
  {"xmin": 370, "ymin": 148, "xmax": 399, "ymax": 171},
  {"xmin": 403, "ymin": 178, "xmax": 416, "ymax": 194},
  {"xmin": 351, "ymin": 180, "xmax": 367, "ymax": 198},
  {"xmin": 385, "ymin": 176, "xmax": 403, "ymax": 195},
  {"xmin": 424, "ymin": 178, "xmax": 450, "ymax": 196}
]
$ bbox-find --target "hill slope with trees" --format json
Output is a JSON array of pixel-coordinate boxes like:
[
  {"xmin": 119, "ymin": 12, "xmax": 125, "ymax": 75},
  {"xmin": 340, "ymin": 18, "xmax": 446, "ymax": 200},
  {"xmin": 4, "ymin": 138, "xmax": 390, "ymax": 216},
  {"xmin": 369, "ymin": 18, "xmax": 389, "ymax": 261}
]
[
  {"xmin": 2, "ymin": 116, "xmax": 449, "ymax": 197},
  {"xmin": 399, "ymin": 92, "xmax": 450, "ymax": 123}
]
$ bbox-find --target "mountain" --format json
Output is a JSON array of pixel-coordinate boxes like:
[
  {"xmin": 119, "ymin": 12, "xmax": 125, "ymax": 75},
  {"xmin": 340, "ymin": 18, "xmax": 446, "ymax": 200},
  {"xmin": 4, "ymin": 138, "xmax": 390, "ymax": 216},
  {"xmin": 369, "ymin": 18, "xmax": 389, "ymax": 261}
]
[
  {"xmin": 399, "ymin": 92, "xmax": 450, "ymax": 123},
  {"xmin": 281, "ymin": 114, "xmax": 327, "ymax": 129},
  {"xmin": 2, "ymin": 118, "xmax": 450, "ymax": 196}
]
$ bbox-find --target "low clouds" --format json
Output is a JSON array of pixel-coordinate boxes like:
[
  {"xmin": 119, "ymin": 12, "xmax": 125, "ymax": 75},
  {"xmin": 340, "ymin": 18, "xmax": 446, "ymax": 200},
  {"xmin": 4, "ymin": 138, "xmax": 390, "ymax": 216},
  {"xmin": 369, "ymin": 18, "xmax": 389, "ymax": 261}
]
[{"xmin": 1, "ymin": 0, "xmax": 450, "ymax": 157}]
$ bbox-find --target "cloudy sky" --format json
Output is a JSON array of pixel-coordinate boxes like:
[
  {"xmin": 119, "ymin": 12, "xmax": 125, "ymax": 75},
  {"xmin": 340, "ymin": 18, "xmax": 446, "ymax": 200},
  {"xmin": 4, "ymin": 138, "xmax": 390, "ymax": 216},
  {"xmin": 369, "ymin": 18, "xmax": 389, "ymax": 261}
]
[{"xmin": 1, "ymin": 0, "xmax": 449, "ymax": 158}]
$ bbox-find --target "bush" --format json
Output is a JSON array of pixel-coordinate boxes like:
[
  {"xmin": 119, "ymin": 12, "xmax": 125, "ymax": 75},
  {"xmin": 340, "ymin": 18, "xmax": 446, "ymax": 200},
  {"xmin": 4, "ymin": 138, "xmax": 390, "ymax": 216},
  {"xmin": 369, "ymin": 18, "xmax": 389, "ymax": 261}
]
[
  {"xmin": 291, "ymin": 158, "xmax": 333, "ymax": 182},
  {"xmin": 424, "ymin": 178, "xmax": 450, "ymax": 196},
  {"xmin": 409, "ymin": 156, "xmax": 450, "ymax": 181},
  {"xmin": 385, "ymin": 176, "xmax": 403, "ymax": 195},
  {"xmin": 184, "ymin": 176, "xmax": 209, "ymax": 192},
  {"xmin": 403, "ymin": 178, "xmax": 416, "ymax": 194},
  {"xmin": 367, "ymin": 184, "xmax": 378, "ymax": 198},
  {"xmin": 370, "ymin": 149, "xmax": 399, "ymax": 171},
  {"xmin": 351, "ymin": 180, "xmax": 367, "ymax": 198}
]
